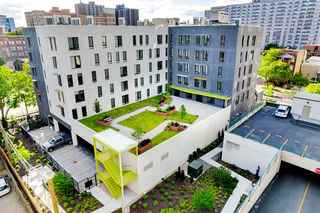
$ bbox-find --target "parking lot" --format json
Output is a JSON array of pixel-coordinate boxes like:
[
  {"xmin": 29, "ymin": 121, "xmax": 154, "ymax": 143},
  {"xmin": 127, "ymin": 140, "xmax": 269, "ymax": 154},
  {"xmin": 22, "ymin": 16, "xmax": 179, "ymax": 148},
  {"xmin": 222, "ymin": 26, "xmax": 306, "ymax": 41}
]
[
  {"xmin": 232, "ymin": 106, "xmax": 320, "ymax": 161},
  {"xmin": 251, "ymin": 163, "xmax": 320, "ymax": 213},
  {"xmin": 0, "ymin": 159, "xmax": 29, "ymax": 213}
]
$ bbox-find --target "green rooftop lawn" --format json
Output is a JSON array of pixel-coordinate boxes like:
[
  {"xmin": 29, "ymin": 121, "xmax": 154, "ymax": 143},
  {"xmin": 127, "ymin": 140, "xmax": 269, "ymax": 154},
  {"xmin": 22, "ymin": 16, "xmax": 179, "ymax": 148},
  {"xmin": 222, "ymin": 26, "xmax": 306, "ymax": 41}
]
[
  {"xmin": 79, "ymin": 95, "xmax": 171, "ymax": 132},
  {"xmin": 151, "ymin": 130, "xmax": 179, "ymax": 146},
  {"xmin": 167, "ymin": 111, "xmax": 199, "ymax": 124},
  {"xmin": 119, "ymin": 111, "xmax": 166, "ymax": 133}
]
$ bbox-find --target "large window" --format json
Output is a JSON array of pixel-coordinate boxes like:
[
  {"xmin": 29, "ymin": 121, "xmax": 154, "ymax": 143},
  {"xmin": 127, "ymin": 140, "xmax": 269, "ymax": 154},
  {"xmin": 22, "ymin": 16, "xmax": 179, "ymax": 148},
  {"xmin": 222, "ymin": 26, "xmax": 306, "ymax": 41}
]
[
  {"xmin": 104, "ymin": 69, "xmax": 109, "ymax": 80},
  {"xmin": 120, "ymin": 66, "xmax": 127, "ymax": 77},
  {"xmin": 217, "ymin": 81, "xmax": 223, "ymax": 92},
  {"xmin": 68, "ymin": 37, "xmax": 79, "ymax": 50},
  {"xmin": 75, "ymin": 90, "xmax": 85, "ymax": 103},
  {"xmin": 70, "ymin": 55, "xmax": 81, "ymax": 69},
  {"xmin": 157, "ymin": 61, "xmax": 163, "ymax": 70},
  {"xmin": 110, "ymin": 83, "xmax": 114, "ymax": 93},
  {"xmin": 145, "ymin": 35, "xmax": 149, "ymax": 45},
  {"xmin": 81, "ymin": 106, "xmax": 87, "ymax": 117},
  {"xmin": 135, "ymin": 64, "xmax": 141, "ymax": 75},
  {"xmin": 121, "ymin": 81, "xmax": 128, "ymax": 91},
  {"xmin": 57, "ymin": 75, "xmax": 62, "ymax": 86},
  {"xmin": 157, "ymin": 35, "xmax": 163, "ymax": 45},
  {"xmin": 77, "ymin": 73, "xmax": 83, "ymax": 85},
  {"xmin": 101, "ymin": 36, "xmax": 107, "ymax": 48},
  {"xmin": 252, "ymin": 35, "xmax": 256, "ymax": 46},
  {"xmin": 220, "ymin": 35, "xmax": 226, "ymax": 48},
  {"xmin": 122, "ymin": 51, "xmax": 127, "ymax": 61},
  {"xmin": 122, "ymin": 94, "xmax": 129, "ymax": 105},
  {"xmin": 178, "ymin": 35, "xmax": 191, "ymax": 45},
  {"xmin": 94, "ymin": 53, "xmax": 100, "ymax": 65},
  {"xmin": 155, "ymin": 48, "xmax": 160, "ymax": 58},
  {"xmin": 52, "ymin": 56, "xmax": 57, "ymax": 69},
  {"xmin": 136, "ymin": 50, "xmax": 143, "ymax": 60},
  {"xmin": 156, "ymin": 73, "xmax": 160, "ymax": 83},
  {"xmin": 136, "ymin": 91, "xmax": 142, "ymax": 101},
  {"xmin": 98, "ymin": 86, "xmax": 102, "ymax": 97},
  {"xmin": 111, "ymin": 98, "xmax": 115, "ymax": 108},
  {"xmin": 139, "ymin": 35, "xmax": 143, "ymax": 45},
  {"xmin": 107, "ymin": 52, "xmax": 112, "ymax": 64},
  {"xmin": 67, "ymin": 75, "xmax": 73, "ymax": 87},
  {"xmin": 115, "ymin": 35, "xmax": 122, "ymax": 47},
  {"xmin": 134, "ymin": 78, "xmax": 138, "ymax": 87},
  {"xmin": 132, "ymin": 35, "xmax": 137, "ymax": 46},
  {"xmin": 72, "ymin": 109, "xmax": 78, "ymax": 119},
  {"xmin": 92, "ymin": 71, "xmax": 97, "ymax": 82},
  {"xmin": 219, "ymin": 51, "xmax": 225, "ymax": 63},
  {"xmin": 88, "ymin": 36, "xmax": 94, "ymax": 48}
]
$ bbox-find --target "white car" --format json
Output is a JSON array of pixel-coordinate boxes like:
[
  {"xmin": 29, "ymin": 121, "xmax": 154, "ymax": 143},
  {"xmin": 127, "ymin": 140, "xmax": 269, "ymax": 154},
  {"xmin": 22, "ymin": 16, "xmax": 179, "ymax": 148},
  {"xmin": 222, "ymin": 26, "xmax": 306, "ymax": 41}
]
[
  {"xmin": 0, "ymin": 176, "xmax": 10, "ymax": 197},
  {"xmin": 274, "ymin": 105, "xmax": 290, "ymax": 118}
]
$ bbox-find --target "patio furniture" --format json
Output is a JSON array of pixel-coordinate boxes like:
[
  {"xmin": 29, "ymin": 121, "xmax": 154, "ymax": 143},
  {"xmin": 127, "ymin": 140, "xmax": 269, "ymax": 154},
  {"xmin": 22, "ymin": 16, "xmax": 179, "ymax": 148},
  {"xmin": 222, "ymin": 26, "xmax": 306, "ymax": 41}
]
[{"xmin": 96, "ymin": 116, "xmax": 112, "ymax": 126}]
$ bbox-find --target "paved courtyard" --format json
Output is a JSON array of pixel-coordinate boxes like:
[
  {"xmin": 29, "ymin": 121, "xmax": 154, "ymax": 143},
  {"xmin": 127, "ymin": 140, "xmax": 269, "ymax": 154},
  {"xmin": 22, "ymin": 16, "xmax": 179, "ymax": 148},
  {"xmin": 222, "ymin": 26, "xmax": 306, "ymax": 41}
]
[{"xmin": 232, "ymin": 106, "xmax": 320, "ymax": 161}]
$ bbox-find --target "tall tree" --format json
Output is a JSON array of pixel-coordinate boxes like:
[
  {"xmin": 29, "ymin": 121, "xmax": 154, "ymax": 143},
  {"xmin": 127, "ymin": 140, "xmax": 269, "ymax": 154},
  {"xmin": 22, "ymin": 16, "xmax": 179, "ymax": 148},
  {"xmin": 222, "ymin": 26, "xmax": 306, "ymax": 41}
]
[{"xmin": 0, "ymin": 57, "xmax": 5, "ymax": 66}]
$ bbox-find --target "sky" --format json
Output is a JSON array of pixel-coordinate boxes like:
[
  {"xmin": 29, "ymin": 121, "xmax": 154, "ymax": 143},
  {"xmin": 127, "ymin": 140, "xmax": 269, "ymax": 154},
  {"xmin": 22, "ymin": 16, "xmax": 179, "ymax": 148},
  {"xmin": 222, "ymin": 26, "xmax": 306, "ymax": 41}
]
[{"xmin": 0, "ymin": 0, "xmax": 250, "ymax": 27}]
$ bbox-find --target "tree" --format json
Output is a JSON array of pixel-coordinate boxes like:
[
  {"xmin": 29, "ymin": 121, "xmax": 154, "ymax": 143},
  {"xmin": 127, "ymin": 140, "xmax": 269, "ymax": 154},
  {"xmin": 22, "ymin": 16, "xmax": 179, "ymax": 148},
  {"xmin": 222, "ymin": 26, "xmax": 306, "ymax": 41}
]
[
  {"xmin": 192, "ymin": 188, "xmax": 215, "ymax": 212},
  {"xmin": 259, "ymin": 49, "xmax": 283, "ymax": 82},
  {"xmin": 292, "ymin": 74, "xmax": 310, "ymax": 87},
  {"xmin": 132, "ymin": 126, "xmax": 144, "ymax": 141},
  {"xmin": 306, "ymin": 83, "xmax": 320, "ymax": 95},
  {"xmin": 52, "ymin": 172, "xmax": 75, "ymax": 197},
  {"xmin": 180, "ymin": 105, "xmax": 186, "ymax": 120},
  {"xmin": 268, "ymin": 61, "xmax": 293, "ymax": 86},
  {"xmin": 0, "ymin": 57, "xmax": 5, "ymax": 66}
]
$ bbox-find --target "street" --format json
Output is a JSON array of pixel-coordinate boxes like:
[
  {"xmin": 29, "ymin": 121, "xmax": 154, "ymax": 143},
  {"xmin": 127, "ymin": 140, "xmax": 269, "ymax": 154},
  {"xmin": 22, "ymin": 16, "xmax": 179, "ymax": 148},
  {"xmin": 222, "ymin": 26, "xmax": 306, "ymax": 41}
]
[
  {"xmin": 0, "ymin": 159, "xmax": 29, "ymax": 213},
  {"xmin": 251, "ymin": 163, "xmax": 320, "ymax": 213}
]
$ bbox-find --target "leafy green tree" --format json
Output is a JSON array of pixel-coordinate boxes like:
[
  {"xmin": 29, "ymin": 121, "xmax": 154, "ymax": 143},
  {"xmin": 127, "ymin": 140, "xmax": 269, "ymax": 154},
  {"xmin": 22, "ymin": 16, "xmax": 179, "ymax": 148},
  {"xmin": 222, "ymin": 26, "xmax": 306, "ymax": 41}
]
[
  {"xmin": 192, "ymin": 188, "xmax": 215, "ymax": 212},
  {"xmin": 0, "ymin": 57, "xmax": 5, "ymax": 66},
  {"xmin": 292, "ymin": 74, "xmax": 310, "ymax": 87},
  {"xmin": 52, "ymin": 172, "xmax": 75, "ymax": 197},
  {"xmin": 210, "ymin": 167, "xmax": 238, "ymax": 193},
  {"xmin": 268, "ymin": 61, "xmax": 293, "ymax": 86},
  {"xmin": 180, "ymin": 104, "xmax": 186, "ymax": 119},
  {"xmin": 306, "ymin": 83, "xmax": 320, "ymax": 94}
]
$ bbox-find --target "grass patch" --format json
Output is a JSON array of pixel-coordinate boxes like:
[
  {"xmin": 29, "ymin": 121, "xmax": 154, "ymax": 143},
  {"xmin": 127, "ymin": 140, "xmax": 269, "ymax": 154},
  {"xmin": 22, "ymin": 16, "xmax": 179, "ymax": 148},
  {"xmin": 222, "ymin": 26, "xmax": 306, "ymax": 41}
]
[
  {"xmin": 167, "ymin": 111, "xmax": 198, "ymax": 124},
  {"xmin": 151, "ymin": 130, "xmax": 179, "ymax": 146},
  {"xmin": 79, "ymin": 95, "xmax": 171, "ymax": 132},
  {"xmin": 120, "ymin": 111, "xmax": 166, "ymax": 133}
]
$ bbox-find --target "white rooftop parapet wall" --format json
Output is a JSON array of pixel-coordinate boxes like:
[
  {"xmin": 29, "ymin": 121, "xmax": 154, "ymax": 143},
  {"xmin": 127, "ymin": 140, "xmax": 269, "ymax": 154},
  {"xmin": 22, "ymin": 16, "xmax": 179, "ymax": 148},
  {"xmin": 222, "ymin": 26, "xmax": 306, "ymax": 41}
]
[{"xmin": 128, "ymin": 106, "xmax": 231, "ymax": 196}]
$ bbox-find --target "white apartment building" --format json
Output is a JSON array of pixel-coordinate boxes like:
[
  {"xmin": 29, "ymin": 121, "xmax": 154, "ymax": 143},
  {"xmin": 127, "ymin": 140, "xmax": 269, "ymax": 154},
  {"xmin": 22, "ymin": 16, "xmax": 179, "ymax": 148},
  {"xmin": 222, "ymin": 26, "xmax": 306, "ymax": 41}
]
[
  {"xmin": 30, "ymin": 25, "xmax": 168, "ymax": 130},
  {"xmin": 207, "ymin": 0, "xmax": 320, "ymax": 48}
]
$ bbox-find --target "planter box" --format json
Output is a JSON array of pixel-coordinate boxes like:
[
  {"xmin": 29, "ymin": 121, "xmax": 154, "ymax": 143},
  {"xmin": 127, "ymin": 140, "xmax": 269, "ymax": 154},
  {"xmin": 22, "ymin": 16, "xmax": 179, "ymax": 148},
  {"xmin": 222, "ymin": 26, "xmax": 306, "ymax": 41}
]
[
  {"xmin": 138, "ymin": 143, "xmax": 153, "ymax": 154},
  {"xmin": 167, "ymin": 125, "xmax": 187, "ymax": 132},
  {"xmin": 155, "ymin": 109, "xmax": 176, "ymax": 116},
  {"xmin": 96, "ymin": 119, "xmax": 112, "ymax": 126}
]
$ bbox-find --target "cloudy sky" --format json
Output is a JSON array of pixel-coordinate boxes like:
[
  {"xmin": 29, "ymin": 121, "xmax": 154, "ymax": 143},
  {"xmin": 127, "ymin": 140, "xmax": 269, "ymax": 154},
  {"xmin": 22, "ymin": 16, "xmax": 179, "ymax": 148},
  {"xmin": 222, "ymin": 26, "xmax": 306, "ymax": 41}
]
[{"xmin": 0, "ymin": 0, "xmax": 250, "ymax": 27}]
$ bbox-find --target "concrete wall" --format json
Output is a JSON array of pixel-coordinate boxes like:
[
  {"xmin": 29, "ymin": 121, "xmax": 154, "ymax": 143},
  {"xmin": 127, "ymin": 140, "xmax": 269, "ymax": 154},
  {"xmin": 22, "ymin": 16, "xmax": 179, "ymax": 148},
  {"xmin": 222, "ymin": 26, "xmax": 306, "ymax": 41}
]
[
  {"xmin": 301, "ymin": 62, "xmax": 320, "ymax": 80},
  {"xmin": 282, "ymin": 151, "xmax": 320, "ymax": 173},
  {"xmin": 222, "ymin": 132, "xmax": 278, "ymax": 175},
  {"xmin": 128, "ymin": 106, "xmax": 231, "ymax": 195},
  {"xmin": 292, "ymin": 93, "xmax": 320, "ymax": 125}
]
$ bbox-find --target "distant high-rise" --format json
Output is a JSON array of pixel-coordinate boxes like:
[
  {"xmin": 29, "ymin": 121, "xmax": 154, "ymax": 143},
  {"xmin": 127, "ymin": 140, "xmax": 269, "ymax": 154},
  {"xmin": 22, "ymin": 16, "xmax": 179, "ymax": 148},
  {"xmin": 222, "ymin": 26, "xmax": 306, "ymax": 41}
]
[
  {"xmin": 75, "ymin": 1, "xmax": 105, "ymax": 16},
  {"xmin": 207, "ymin": 0, "xmax": 320, "ymax": 49},
  {"xmin": 0, "ymin": 15, "xmax": 16, "ymax": 32},
  {"xmin": 115, "ymin": 4, "xmax": 139, "ymax": 26}
]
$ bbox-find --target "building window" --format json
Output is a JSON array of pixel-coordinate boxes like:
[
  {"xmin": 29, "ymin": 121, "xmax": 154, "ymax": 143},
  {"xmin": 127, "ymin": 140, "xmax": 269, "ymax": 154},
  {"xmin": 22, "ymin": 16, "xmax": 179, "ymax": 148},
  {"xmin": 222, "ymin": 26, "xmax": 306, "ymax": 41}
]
[
  {"xmin": 217, "ymin": 81, "xmax": 222, "ymax": 92},
  {"xmin": 238, "ymin": 67, "xmax": 241, "ymax": 78},
  {"xmin": 149, "ymin": 75, "xmax": 153, "ymax": 84},
  {"xmin": 110, "ymin": 83, "xmax": 114, "ymax": 93},
  {"xmin": 178, "ymin": 35, "xmax": 190, "ymax": 45},
  {"xmin": 60, "ymin": 107, "xmax": 65, "ymax": 117},
  {"xmin": 243, "ymin": 65, "xmax": 246, "ymax": 76},
  {"xmin": 68, "ymin": 37, "xmax": 79, "ymax": 50},
  {"xmin": 122, "ymin": 94, "xmax": 129, "ymax": 105},
  {"xmin": 135, "ymin": 64, "xmax": 141, "ymax": 75},
  {"xmin": 121, "ymin": 81, "xmax": 128, "ymax": 91},
  {"xmin": 140, "ymin": 77, "xmax": 144, "ymax": 86},
  {"xmin": 202, "ymin": 80, "xmax": 207, "ymax": 89},
  {"xmin": 247, "ymin": 77, "xmax": 251, "ymax": 87},
  {"xmin": 240, "ymin": 52, "xmax": 243, "ymax": 63},
  {"xmin": 236, "ymin": 82, "xmax": 240, "ymax": 92},
  {"xmin": 104, "ymin": 69, "xmax": 109, "ymax": 80},
  {"xmin": 111, "ymin": 98, "xmax": 115, "ymax": 108},
  {"xmin": 165, "ymin": 34, "xmax": 168, "ymax": 44},
  {"xmin": 219, "ymin": 51, "xmax": 225, "ymax": 63},
  {"xmin": 115, "ymin": 35, "xmax": 122, "ymax": 47},
  {"xmin": 72, "ymin": 109, "xmax": 78, "ymax": 119},
  {"xmin": 67, "ymin": 75, "xmax": 73, "ymax": 87},
  {"xmin": 75, "ymin": 90, "xmax": 85, "ymax": 103},
  {"xmin": 122, "ymin": 51, "xmax": 127, "ymax": 61},
  {"xmin": 220, "ymin": 35, "xmax": 226, "ymax": 48},
  {"xmin": 247, "ymin": 35, "xmax": 250, "ymax": 47},
  {"xmin": 92, "ymin": 71, "xmax": 97, "ymax": 82},
  {"xmin": 218, "ymin": 66, "xmax": 223, "ymax": 77},
  {"xmin": 139, "ymin": 35, "xmax": 143, "ymax": 45},
  {"xmin": 156, "ymin": 74, "xmax": 160, "ymax": 83},
  {"xmin": 242, "ymin": 80, "xmax": 245, "ymax": 89},
  {"xmin": 136, "ymin": 50, "xmax": 143, "ymax": 60},
  {"xmin": 157, "ymin": 85, "xmax": 163, "ymax": 94},
  {"xmin": 145, "ymin": 35, "xmax": 149, "ymax": 45},
  {"xmin": 147, "ymin": 89, "xmax": 150, "ymax": 97},
  {"xmin": 246, "ymin": 90, "xmax": 250, "ymax": 99},
  {"xmin": 249, "ymin": 64, "xmax": 253, "ymax": 74},
  {"xmin": 133, "ymin": 35, "xmax": 137, "ymax": 46},
  {"xmin": 157, "ymin": 35, "xmax": 163, "ymax": 44},
  {"xmin": 134, "ymin": 78, "xmax": 138, "ymax": 87},
  {"xmin": 98, "ymin": 86, "xmax": 102, "ymax": 97},
  {"xmin": 49, "ymin": 37, "xmax": 57, "ymax": 51},
  {"xmin": 245, "ymin": 51, "xmax": 248, "ymax": 62},
  {"xmin": 107, "ymin": 52, "xmax": 112, "ymax": 64},
  {"xmin": 251, "ymin": 50, "xmax": 255, "ymax": 60},
  {"xmin": 252, "ymin": 35, "xmax": 256, "ymax": 46},
  {"xmin": 52, "ymin": 56, "xmax": 57, "ymax": 69},
  {"xmin": 101, "ymin": 36, "xmax": 107, "ymax": 47},
  {"xmin": 116, "ymin": 52, "xmax": 120, "ymax": 63},
  {"xmin": 70, "ymin": 55, "xmax": 81, "ymax": 69},
  {"xmin": 81, "ymin": 106, "xmax": 87, "ymax": 117},
  {"xmin": 57, "ymin": 75, "xmax": 62, "ymax": 86},
  {"xmin": 157, "ymin": 61, "xmax": 163, "ymax": 70},
  {"xmin": 155, "ymin": 48, "xmax": 160, "ymax": 58},
  {"xmin": 94, "ymin": 53, "xmax": 100, "ymax": 65},
  {"xmin": 241, "ymin": 35, "xmax": 245, "ymax": 47},
  {"xmin": 149, "ymin": 62, "xmax": 152, "ymax": 72},
  {"xmin": 136, "ymin": 91, "xmax": 142, "ymax": 101},
  {"xmin": 88, "ymin": 36, "xmax": 94, "ymax": 48},
  {"xmin": 76, "ymin": 73, "xmax": 83, "ymax": 86},
  {"xmin": 149, "ymin": 49, "xmax": 152, "ymax": 58}
]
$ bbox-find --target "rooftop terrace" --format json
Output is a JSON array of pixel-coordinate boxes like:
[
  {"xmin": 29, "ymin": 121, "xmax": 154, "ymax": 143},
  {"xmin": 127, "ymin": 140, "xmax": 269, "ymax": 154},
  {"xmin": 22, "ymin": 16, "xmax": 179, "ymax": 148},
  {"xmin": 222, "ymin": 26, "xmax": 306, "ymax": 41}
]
[{"xmin": 231, "ymin": 106, "xmax": 320, "ymax": 161}]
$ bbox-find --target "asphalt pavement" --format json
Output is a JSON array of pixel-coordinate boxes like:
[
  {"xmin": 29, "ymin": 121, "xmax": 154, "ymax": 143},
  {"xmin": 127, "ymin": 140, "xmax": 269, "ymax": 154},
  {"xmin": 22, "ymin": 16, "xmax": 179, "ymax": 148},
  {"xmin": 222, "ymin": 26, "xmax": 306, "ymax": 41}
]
[{"xmin": 251, "ymin": 163, "xmax": 320, "ymax": 213}]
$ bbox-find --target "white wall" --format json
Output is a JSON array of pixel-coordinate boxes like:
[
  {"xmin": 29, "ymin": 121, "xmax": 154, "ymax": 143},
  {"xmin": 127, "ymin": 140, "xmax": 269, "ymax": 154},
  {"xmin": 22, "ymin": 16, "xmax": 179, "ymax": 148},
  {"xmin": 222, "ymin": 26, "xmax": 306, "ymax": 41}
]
[
  {"xmin": 128, "ymin": 106, "xmax": 231, "ymax": 195},
  {"xmin": 292, "ymin": 93, "xmax": 320, "ymax": 125},
  {"xmin": 222, "ymin": 132, "xmax": 278, "ymax": 175},
  {"xmin": 282, "ymin": 151, "xmax": 320, "ymax": 173}
]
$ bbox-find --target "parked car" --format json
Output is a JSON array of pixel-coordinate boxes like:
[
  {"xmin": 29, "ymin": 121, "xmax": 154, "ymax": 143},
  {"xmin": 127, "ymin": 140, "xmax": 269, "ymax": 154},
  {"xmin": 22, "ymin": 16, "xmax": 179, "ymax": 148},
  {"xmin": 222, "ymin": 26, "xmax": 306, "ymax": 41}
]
[
  {"xmin": 0, "ymin": 176, "xmax": 10, "ymax": 197},
  {"xmin": 274, "ymin": 105, "xmax": 290, "ymax": 118},
  {"xmin": 42, "ymin": 132, "xmax": 72, "ymax": 152}
]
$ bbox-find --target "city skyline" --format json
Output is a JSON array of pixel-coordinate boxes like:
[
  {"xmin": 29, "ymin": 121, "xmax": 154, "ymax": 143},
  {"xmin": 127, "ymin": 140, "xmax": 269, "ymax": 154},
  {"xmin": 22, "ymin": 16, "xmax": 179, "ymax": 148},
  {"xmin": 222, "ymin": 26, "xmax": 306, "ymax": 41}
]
[{"xmin": 0, "ymin": 0, "xmax": 250, "ymax": 27}]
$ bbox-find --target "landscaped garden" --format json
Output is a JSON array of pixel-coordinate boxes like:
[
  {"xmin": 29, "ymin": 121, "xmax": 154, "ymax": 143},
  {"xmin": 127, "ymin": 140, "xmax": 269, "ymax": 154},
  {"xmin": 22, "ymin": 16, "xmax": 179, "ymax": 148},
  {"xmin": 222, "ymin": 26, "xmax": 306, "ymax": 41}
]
[
  {"xmin": 79, "ymin": 95, "xmax": 172, "ymax": 132},
  {"xmin": 151, "ymin": 130, "xmax": 179, "ymax": 146},
  {"xmin": 53, "ymin": 172, "xmax": 102, "ymax": 213},
  {"xmin": 129, "ymin": 167, "xmax": 238, "ymax": 213}
]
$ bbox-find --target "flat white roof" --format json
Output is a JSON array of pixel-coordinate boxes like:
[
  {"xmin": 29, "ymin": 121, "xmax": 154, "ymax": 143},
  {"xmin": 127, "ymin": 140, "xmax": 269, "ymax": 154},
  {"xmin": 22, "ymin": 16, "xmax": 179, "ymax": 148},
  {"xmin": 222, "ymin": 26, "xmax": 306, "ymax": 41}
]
[
  {"xmin": 94, "ymin": 129, "xmax": 138, "ymax": 152},
  {"xmin": 295, "ymin": 91, "xmax": 320, "ymax": 102}
]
